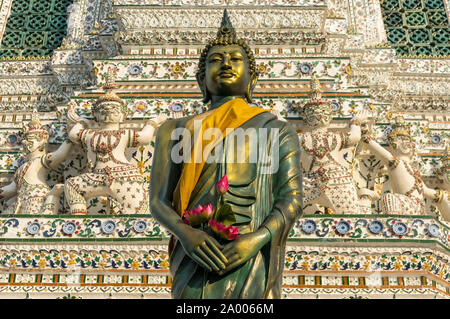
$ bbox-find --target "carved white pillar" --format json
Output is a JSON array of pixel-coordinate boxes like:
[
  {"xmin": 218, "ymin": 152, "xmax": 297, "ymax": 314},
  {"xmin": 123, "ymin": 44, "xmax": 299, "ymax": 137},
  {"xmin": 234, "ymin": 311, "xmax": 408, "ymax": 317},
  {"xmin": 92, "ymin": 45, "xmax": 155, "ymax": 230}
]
[
  {"xmin": 346, "ymin": 0, "xmax": 387, "ymax": 45},
  {"xmin": 0, "ymin": 0, "xmax": 14, "ymax": 44}
]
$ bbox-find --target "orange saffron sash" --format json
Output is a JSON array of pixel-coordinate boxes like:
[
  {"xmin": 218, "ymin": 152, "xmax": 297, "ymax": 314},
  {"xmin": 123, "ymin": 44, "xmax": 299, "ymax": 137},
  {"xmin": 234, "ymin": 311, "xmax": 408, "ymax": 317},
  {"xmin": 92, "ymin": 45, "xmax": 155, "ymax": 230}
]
[{"xmin": 174, "ymin": 98, "xmax": 268, "ymax": 216}]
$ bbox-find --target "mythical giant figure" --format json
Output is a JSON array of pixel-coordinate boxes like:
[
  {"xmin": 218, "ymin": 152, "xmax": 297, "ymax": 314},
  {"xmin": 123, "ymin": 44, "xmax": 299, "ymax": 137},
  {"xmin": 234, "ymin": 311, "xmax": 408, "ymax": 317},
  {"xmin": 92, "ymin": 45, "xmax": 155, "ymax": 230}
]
[
  {"xmin": 435, "ymin": 147, "xmax": 450, "ymax": 222},
  {"xmin": 299, "ymin": 78, "xmax": 370, "ymax": 214},
  {"xmin": 0, "ymin": 111, "xmax": 72, "ymax": 214},
  {"xmin": 66, "ymin": 73, "xmax": 165, "ymax": 215},
  {"xmin": 362, "ymin": 115, "xmax": 450, "ymax": 219},
  {"xmin": 149, "ymin": 10, "xmax": 302, "ymax": 298}
]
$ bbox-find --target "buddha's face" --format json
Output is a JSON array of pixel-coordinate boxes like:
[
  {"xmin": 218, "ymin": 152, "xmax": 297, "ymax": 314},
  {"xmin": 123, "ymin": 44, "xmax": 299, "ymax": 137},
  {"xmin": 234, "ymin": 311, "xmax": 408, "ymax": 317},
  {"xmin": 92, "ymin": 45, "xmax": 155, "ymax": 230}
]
[
  {"xmin": 94, "ymin": 102, "xmax": 124, "ymax": 124},
  {"xmin": 204, "ymin": 45, "xmax": 252, "ymax": 98},
  {"xmin": 22, "ymin": 133, "xmax": 47, "ymax": 154}
]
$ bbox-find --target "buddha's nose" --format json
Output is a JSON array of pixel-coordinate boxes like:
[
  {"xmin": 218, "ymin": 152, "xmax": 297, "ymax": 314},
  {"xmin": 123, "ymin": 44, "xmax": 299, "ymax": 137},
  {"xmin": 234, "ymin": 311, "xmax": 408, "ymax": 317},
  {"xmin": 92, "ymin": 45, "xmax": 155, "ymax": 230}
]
[{"xmin": 221, "ymin": 57, "xmax": 231, "ymax": 69}]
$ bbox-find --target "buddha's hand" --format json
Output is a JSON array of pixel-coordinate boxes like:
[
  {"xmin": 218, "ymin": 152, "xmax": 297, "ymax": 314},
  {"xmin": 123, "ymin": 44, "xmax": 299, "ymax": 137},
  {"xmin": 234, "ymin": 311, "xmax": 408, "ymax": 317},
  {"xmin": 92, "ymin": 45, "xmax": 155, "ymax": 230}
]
[
  {"xmin": 179, "ymin": 227, "xmax": 228, "ymax": 273},
  {"xmin": 218, "ymin": 228, "xmax": 270, "ymax": 275}
]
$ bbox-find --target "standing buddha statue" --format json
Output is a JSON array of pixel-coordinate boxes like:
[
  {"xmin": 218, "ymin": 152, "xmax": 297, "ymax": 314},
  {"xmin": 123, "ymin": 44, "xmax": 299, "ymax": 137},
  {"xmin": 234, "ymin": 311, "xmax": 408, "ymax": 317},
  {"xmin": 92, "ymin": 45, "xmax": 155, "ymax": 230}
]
[{"xmin": 150, "ymin": 10, "xmax": 303, "ymax": 299}]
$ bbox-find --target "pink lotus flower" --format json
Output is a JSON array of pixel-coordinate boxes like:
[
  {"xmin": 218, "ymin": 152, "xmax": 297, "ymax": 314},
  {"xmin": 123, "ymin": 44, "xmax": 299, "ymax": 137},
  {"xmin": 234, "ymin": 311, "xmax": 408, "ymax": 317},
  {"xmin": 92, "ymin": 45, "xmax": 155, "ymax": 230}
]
[
  {"xmin": 216, "ymin": 174, "xmax": 229, "ymax": 195},
  {"xmin": 183, "ymin": 204, "xmax": 215, "ymax": 226},
  {"xmin": 209, "ymin": 219, "xmax": 239, "ymax": 241}
]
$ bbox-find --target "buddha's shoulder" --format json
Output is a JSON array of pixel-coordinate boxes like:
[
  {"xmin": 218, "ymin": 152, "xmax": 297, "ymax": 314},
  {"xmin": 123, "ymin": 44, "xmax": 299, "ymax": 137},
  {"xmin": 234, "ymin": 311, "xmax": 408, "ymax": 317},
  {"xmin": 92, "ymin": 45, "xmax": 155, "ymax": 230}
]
[
  {"xmin": 254, "ymin": 112, "xmax": 295, "ymax": 130},
  {"xmin": 158, "ymin": 115, "xmax": 196, "ymax": 130}
]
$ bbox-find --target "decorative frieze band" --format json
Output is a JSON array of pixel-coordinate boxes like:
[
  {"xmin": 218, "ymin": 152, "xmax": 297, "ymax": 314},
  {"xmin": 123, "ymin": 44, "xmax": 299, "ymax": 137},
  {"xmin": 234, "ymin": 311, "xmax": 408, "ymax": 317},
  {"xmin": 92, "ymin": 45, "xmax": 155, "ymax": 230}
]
[
  {"xmin": 113, "ymin": 0, "xmax": 326, "ymax": 7},
  {"xmin": 0, "ymin": 242, "xmax": 447, "ymax": 286},
  {"xmin": 118, "ymin": 30, "xmax": 326, "ymax": 46},
  {"xmin": 115, "ymin": 8, "xmax": 326, "ymax": 31},
  {"xmin": 0, "ymin": 215, "xmax": 446, "ymax": 248}
]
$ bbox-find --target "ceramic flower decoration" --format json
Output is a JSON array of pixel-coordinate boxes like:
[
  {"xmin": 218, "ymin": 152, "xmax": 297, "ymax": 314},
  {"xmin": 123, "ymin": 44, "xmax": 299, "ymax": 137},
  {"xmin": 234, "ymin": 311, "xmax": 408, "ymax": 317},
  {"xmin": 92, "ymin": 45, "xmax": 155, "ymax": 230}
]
[
  {"xmin": 216, "ymin": 174, "xmax": 229, "ymax": 195},
  {"xmin": 183, "ymin": 175, "xmax": 239, "ymax": 240},
  {"xmin": 183, "ymin": 204, "xmax": 215, "ymax": 227},
  {"xmin": 209, "ymin": 219, "xmax": 239, "ymax": 241}
]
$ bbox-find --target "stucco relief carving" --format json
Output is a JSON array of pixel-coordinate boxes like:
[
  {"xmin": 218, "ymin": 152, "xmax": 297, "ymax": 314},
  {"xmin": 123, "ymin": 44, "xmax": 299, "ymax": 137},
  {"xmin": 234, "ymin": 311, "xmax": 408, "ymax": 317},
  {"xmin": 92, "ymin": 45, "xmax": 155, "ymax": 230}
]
[
  {"xmin": 0, "ymin": 111, "xmax": 72, "ymax": 214},
  {"xmin": 299, "ymin": 78, "xmax": 371, "ymax": 214},
  {"xmin": 64, "ymin": 71, "xmax": 166, "ymax": 215},
  {"xmin": 361, "ymin": 116, "xmax": 450, "ymax": 221},
  {"xmin": 116, "ymin": 8, "xmax": 325, "ymax": 31}
]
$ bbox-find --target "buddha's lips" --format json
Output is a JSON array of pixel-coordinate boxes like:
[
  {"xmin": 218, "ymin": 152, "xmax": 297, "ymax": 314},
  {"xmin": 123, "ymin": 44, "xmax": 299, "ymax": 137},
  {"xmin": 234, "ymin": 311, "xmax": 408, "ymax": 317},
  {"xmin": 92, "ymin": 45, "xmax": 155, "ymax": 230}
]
[{"xmin": 219, "ymin": 71, "xmax": 235, "ymax": 78}]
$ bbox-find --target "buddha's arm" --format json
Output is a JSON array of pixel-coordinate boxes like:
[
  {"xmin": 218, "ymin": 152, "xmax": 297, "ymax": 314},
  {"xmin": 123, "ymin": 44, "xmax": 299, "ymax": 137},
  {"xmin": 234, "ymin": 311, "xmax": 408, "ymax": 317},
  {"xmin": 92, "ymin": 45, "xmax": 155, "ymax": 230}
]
[
  {"xmin": 150, "ymin": 120, "xmax": 227, "ymax": 272},
  {"xmin": 221, "ymin": 123, "xmax": 303, "ymax": 273},
  {"xmin": 262, "ymin": 123, "xmax": 303, "ymax": 239},
  {"xmin": 44, "ymin": 140, "xmax": 73, "ymax": 169},
  {"xmin": 0, "ymin": 181, "xmax": 17, "ymax": 201},
  {"xmin": 149, "ymin": 121, "xmax": 185, "ymax": 233}
]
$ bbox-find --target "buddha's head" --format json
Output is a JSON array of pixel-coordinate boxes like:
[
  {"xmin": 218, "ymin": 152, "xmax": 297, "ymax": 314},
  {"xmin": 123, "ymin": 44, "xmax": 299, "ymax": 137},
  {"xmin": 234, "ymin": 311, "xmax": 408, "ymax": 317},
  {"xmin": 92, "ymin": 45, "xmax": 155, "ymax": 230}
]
[
  {"xmin": 196, "ymin": 10, "xmax": 257, "ymax": 104},
  {"xmin": 92, "ymin": 68, "xmax": 127, "ymax": 124},
  {"xmin": 301, "ymin": 78, "xmax": 332, "ymax": 128},
  {"xmin": 387, "ymin": 116, "xmax": 415, "ymax": 158},
  {"xmin": 22, "ymin": 110, "xmax": 49, "ymax": 154}
]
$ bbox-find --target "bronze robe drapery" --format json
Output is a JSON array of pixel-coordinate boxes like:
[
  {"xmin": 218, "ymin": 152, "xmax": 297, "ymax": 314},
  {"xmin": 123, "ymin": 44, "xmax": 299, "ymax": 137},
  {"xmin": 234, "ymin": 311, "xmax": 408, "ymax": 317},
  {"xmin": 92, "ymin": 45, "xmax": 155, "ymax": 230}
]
[{"xmin": 150, "ymin": 111, "xmax": 302, "ymax": 299}]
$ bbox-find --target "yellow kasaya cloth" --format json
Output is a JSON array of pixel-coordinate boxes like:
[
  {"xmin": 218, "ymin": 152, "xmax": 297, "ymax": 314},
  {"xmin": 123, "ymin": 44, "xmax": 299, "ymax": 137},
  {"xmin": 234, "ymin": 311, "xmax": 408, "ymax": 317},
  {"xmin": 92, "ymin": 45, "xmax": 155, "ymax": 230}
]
[{"xmin": 174, "ymin": 98, "xmax": 268, "ymax": 216}]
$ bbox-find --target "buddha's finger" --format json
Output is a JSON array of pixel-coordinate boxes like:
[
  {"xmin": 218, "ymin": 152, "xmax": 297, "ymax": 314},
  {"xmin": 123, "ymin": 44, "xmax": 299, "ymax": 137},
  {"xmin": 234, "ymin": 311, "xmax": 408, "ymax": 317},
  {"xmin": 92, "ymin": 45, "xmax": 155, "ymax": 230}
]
[
  {"xmin": 191, "ymin": 251, "xmax": 212, "ymax": 272},
  {"xmin": 222, "ymin": 243, "xmax": 236, "ymax": 258},
  {"xmin": 226, "ymin": 253, "xmax": 240, "ymax": 264},
  {"xmin": 195, "ymin": 246, "xmax": 220, "ymax": 272},
  {"xmin": 200, "ymin": 242, "xmax": 226, "ymax": 270},
  {"xmin": 206, "ymin": 237, "xmax": 228, "ymax": 264},
  {"xmin": 208, "ymin": 236, "xmax": 224, "ymax": 250},
  {"xmin": 222, "ymin": 259, "xmax": 243, "ymax": 273}
]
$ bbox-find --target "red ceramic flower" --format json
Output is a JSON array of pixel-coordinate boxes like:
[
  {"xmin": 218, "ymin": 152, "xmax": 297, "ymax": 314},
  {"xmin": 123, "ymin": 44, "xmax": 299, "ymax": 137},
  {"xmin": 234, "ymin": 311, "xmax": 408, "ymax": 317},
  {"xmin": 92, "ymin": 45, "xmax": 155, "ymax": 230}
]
[
  {"xmin": 209, "ymin": 219, "xmax": 239, "ymax": 241},
  {"xmin": 216, "ymin": 174, "xmax": 229, "ymax": 195},
  {"xmin": 183, "ymin": 204, "xmax": 215, "ymax": 226}
]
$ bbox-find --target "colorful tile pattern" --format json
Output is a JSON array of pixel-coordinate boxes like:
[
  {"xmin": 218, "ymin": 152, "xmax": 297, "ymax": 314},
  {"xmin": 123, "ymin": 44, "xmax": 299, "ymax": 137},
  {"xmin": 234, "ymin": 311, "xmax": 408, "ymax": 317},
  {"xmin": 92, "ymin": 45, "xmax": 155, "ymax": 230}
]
[
  {"xmin": 0, "ymin": 0, "xmax": 74, "ymax": 58},
  {"xmin": 380, "ymin": 0, "xmax": 450, "ymax": 56}
]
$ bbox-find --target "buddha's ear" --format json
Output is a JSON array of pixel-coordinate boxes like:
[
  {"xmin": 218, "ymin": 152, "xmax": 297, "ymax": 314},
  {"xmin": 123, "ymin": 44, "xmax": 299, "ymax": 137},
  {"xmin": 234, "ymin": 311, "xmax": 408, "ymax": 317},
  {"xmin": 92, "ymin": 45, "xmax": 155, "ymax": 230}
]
[
  {"xmin": 245, "ymin": 73, "xmax": 258, "ymax": 103},
  {"xmin": 196, "ymin": 73, "xmax": 211, "ymax": 104}
]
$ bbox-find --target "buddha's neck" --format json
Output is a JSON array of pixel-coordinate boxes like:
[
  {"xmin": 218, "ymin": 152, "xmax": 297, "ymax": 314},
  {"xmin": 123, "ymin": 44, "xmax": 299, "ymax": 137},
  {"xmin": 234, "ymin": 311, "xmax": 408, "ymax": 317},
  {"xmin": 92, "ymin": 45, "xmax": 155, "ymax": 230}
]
[{"xmin": 210, "ymin": 95, "xmax": 245, "ymax": 110}]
